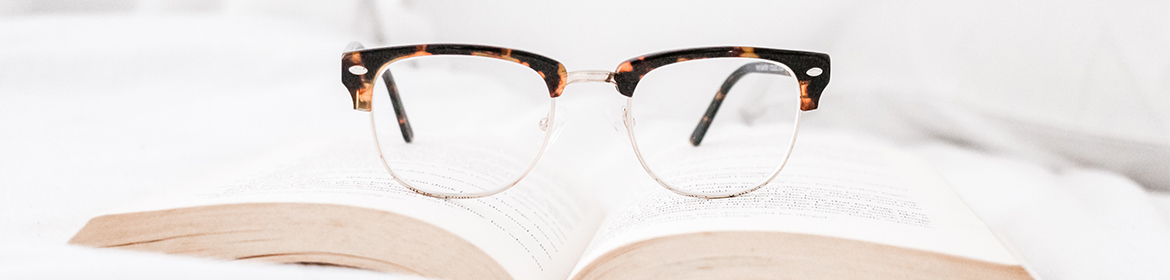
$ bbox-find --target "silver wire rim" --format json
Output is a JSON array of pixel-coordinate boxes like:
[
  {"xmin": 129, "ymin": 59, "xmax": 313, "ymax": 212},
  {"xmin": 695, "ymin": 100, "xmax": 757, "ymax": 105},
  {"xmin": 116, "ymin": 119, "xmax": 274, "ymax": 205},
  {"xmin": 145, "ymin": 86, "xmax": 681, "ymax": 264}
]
[
  {"xmin": 623, "ymin": 97, "xmax": 804, "ymax": 199},
  {"xmin": 370, "ymin": 99, "xmax": 559, "ymax": 199}
]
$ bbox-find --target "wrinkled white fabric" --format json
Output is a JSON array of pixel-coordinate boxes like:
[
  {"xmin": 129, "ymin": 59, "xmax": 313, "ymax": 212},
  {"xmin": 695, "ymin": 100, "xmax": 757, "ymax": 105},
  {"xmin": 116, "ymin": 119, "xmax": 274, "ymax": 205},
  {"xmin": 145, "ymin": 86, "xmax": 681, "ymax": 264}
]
[
  {"xmin": 2, "ymin": 3, "xmax": 1169, "ymax": 279},
  {"xmin": 918, "ymin": 145, "xmax": 1170, "ymax": 280}
]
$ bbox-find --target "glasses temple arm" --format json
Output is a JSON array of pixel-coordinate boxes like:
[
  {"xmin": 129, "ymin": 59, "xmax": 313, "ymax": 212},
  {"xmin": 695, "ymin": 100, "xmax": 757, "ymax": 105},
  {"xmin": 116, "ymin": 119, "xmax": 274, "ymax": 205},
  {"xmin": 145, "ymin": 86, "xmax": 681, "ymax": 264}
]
[
  {"xmin": 689, "ymin": 62, "xmax": 791, "ymax": 146},
  {"xmin": 381, "ymin": 70, "xmax": 415, "ymax": 143}
]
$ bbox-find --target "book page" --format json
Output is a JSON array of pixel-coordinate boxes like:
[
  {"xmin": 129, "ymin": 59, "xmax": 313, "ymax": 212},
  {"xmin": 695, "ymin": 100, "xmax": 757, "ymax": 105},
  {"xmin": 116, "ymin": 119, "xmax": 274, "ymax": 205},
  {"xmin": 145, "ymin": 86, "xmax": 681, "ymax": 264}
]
[
  {"xmin": 571, "ymin": 130, "xmax": 1019, "ymax": 277},
  {"xmin": 112, "ymin": 137, "xmax": 604, "ymax": 280}
]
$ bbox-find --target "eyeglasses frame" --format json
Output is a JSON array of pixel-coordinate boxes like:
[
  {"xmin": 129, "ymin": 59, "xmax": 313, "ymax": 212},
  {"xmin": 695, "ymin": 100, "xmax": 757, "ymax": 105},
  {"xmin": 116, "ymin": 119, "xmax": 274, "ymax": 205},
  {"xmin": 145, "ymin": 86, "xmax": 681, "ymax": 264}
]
[{"xmin": 341, "ymin": 43, "xmax": 830, "ymax": 199}]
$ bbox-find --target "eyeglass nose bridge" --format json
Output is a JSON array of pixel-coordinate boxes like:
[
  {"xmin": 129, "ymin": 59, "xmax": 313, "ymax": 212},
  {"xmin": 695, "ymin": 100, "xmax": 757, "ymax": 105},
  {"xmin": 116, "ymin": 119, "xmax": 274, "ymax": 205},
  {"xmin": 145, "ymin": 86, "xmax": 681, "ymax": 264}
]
[{"xmin": 565, "ymin": 70, "xmax": 617, "ymax": 85}]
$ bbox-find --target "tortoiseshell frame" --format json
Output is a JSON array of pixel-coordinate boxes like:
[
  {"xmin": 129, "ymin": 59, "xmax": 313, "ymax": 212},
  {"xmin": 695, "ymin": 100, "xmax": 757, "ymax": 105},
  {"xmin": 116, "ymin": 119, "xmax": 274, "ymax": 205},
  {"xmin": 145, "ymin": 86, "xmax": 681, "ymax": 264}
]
[
  {"xmin": 342, "ymin": 45, "xmax": 828, "ymax": 113},
  {"xmin": 342, "ymin": 44, "xmax": 568, "ymax": 111},
  {"xmin": 341, "ymin": 44, "xmax": 830, "ymax": 199},
  {"xmin": 612, "ymin": 46, "xmax": 829, "ymax": 107}
]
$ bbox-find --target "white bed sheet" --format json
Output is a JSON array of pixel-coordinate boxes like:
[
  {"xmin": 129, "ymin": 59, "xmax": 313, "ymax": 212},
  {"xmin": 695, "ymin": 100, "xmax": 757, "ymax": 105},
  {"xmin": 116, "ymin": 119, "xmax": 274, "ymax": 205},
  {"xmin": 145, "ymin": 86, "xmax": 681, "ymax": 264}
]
[{"xmin": 2, "ymin": 14, "xmax": 1168, "ymax": 280}]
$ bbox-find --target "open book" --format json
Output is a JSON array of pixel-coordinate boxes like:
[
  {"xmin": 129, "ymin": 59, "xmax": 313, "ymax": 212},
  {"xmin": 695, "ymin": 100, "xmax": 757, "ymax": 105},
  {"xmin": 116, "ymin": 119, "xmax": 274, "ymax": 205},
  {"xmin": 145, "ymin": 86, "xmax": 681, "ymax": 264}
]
[{"xmin": 69, "ymin": 132, "xmax": 1035, "ymax": 280}]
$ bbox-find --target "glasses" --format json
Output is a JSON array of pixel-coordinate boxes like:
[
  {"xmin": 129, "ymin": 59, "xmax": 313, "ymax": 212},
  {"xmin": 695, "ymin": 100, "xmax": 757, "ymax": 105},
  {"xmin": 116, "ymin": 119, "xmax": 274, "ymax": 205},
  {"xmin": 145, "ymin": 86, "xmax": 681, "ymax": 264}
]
[{"xmin": 341, "ymin": 43, "xmax": 830, "ymax": 199}]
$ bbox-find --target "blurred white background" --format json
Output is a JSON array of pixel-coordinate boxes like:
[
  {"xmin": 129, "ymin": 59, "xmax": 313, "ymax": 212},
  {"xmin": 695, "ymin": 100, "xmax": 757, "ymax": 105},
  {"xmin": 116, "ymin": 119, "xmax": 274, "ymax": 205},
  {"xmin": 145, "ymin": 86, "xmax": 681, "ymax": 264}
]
[
  {"xmin": 1, "ymin": 0, "xmax": 1168, "ymax": 279},
  {"xmin": 6, "ymin": 0, "xmax": 1164, "ymax": 188}
]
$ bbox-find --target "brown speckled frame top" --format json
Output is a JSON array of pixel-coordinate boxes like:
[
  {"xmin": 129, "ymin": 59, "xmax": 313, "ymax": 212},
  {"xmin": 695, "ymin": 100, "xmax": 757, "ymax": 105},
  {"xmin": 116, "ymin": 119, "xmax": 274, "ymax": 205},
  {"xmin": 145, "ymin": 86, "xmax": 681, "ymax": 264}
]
[
  {"xmin": 342, "ymin": 44, "xmax": 828, "ymax": 111},
  {"xmin": 342, "ymin": 44, "xmax": 568, "ymax": 112},
  {"xmin": 611, "ymin": 46, "xmax": 830, "ymax": 111}
]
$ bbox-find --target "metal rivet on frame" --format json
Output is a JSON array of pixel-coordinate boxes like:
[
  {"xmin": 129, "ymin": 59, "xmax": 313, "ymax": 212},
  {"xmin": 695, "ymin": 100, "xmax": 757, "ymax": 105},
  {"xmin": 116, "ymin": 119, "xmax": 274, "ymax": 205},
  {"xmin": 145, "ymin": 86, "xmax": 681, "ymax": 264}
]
[
  {"xmin": 348, "ymin": 65, "xmax": 369, "ymax": 75},
  {"xmin": 806, "ymin": 67, "xmax": 823, "ymax": 77}
]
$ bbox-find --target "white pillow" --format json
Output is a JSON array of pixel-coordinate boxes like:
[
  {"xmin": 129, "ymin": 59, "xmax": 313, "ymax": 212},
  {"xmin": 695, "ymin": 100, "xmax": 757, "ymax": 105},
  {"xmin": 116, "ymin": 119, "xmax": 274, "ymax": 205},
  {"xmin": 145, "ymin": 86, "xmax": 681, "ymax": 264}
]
[{"xmin": 807, "ymin": 0, "xmax": 1170, "ymax": 191}]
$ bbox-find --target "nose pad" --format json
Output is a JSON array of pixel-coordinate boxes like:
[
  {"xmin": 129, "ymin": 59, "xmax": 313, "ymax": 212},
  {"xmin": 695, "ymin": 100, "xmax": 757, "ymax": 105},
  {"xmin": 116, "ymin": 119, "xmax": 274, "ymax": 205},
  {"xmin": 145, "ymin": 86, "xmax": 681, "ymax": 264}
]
[
  {"xmin": 622, "ymin": 105, "xmax": 635, "ymax": 129},
  {"xmin": 617, "ymin": 103, "xmax": 637, "ymax": 149},
  {"xmin": 540, "ymin": 104, "xmax": 570, "ymax": 145},
  {"xmin": 606, "ymin": 105, "xmax": 626, "ymax": 133}
]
